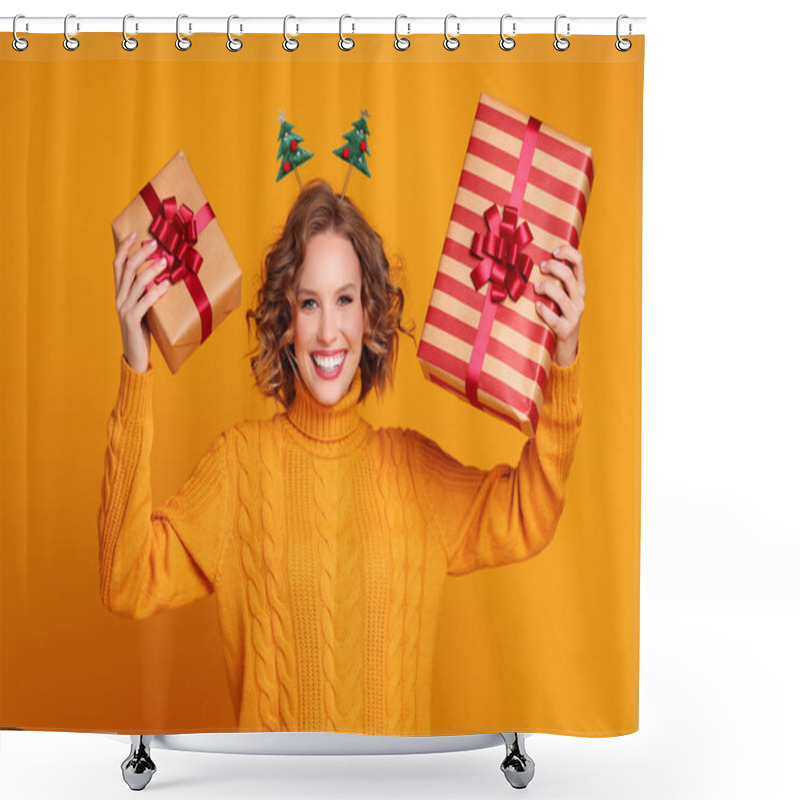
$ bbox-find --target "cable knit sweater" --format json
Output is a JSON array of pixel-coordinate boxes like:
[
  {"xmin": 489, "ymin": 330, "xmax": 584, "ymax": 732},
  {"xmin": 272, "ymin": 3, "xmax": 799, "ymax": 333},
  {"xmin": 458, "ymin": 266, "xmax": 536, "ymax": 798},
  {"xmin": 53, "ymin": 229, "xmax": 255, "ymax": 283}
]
[{"xmin": 98, "ymin": 352, "xmax": 583, "ymax": 735}]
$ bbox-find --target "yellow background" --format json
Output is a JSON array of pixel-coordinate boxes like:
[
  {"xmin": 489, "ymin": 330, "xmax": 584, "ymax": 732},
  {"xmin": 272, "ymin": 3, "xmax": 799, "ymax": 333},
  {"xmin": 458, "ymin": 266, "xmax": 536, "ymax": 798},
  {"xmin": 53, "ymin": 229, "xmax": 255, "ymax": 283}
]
[{"xmin": 1, "ymin": 33, "xmax": 643, "ymax": 735}]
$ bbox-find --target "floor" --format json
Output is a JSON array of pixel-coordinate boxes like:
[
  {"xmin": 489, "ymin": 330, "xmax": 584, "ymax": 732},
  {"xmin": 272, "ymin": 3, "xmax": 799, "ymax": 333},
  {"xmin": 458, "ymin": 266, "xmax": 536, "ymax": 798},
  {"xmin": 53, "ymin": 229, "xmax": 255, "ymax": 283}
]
[{"xmin": 2, "ymin": 598, "xmax": 797, "ymax": 799}]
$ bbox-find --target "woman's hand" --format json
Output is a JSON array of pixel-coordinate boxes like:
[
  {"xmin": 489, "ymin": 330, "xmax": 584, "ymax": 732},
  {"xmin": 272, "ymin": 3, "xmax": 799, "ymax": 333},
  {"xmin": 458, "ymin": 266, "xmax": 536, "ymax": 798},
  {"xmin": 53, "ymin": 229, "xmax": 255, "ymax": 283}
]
[
  {"xmin": 113, "ymin": 232, "xmax": 170, "ymax": 373},
  {"xmin": 533, "ymin": 244, "xmax": 586, "ymax": 367}
]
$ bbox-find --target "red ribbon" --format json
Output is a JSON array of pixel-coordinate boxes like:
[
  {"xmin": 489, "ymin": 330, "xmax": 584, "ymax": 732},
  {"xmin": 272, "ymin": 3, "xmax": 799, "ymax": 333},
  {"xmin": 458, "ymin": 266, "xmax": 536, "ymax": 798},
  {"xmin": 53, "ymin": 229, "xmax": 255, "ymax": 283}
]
[
  {"xmin": 138, "ymin": 182, "xmax": 215, "ymax": 343},
  {"xmin": 469, "ymin": 204, "xmax": 534, "ymax": 304},
  {"xmin": 465, "ymin": 115, "xmax": 543, "ymax": 408}
]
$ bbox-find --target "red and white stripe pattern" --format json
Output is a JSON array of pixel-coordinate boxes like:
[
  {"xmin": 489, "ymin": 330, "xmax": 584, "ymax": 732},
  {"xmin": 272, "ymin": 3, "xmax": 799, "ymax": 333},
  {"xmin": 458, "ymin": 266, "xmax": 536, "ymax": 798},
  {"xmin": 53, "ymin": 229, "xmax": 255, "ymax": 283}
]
[{"xmin": 417, "ymin": 93, "xmax": 594, "ymax": 437}]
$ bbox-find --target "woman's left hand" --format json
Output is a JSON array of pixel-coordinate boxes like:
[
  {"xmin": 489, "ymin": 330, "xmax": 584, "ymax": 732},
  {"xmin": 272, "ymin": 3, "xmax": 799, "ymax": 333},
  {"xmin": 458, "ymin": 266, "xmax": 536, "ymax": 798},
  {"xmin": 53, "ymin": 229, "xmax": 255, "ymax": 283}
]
[{"xmin": 533, "ymin": 244, "xmax": 586, "ymax": 367}]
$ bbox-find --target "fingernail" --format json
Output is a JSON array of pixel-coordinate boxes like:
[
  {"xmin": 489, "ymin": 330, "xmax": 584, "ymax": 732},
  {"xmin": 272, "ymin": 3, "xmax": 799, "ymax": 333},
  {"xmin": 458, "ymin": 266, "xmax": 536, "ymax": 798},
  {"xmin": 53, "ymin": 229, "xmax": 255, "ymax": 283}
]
[
  {"xmin": 159, "ymin": 257, "xmax": 166, "ymax": 264},
  {"xmin": 534, "ymin": 282, "xmax": 541, "ymax": 291},
  {"xmin": 128, "ymin": 231, "xmax": 136, "ymax": 240}
]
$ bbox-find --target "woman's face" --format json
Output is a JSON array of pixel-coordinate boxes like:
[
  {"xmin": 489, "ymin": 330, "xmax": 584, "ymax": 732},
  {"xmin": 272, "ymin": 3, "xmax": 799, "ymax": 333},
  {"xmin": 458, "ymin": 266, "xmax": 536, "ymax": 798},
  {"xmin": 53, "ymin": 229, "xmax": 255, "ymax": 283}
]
[{"xmin": 291, "ymin": 229, "xmax": 366, "ymax": 406}]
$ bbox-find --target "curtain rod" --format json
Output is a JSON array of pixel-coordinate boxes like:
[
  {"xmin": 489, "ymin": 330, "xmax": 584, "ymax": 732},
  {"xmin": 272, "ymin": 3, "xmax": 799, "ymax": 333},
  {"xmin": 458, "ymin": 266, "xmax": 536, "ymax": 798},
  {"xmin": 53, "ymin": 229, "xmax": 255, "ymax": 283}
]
[{"xmin": 1, "ymin": 16, "xmax": 646, "ymax": 36}]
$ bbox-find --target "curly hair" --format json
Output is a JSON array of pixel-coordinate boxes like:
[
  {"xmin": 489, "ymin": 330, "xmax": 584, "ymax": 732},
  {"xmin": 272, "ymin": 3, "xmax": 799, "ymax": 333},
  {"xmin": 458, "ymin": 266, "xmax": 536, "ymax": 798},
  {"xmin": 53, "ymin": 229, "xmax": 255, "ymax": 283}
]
[{"xmin": 246, "ymin": 178, "xmax": 416, "ymax": 409}]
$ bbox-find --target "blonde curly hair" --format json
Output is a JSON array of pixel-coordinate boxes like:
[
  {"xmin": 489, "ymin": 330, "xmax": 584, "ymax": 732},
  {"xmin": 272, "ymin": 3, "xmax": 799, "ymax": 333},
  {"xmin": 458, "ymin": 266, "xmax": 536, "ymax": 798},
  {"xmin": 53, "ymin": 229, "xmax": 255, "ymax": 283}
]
[{"xmin": 246, "ymin": 178, "xmax": 415, "ymax": 409}]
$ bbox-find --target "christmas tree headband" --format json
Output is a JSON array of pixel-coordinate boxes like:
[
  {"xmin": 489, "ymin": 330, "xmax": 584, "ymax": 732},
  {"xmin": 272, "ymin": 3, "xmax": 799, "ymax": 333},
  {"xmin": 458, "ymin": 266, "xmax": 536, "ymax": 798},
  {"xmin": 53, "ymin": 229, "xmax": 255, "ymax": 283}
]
[{"xmin": 276, "ymin": 109, "xmax": 371, "ymax": 198}]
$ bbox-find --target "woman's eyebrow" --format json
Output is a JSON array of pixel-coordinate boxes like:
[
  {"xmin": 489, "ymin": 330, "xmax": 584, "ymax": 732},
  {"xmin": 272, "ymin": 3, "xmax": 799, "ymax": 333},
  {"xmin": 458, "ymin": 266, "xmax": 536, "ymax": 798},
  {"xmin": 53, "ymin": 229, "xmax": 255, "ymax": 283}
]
[{"xmin": 297, "ymin": 283, "xmax": 356, "ymax": 295}]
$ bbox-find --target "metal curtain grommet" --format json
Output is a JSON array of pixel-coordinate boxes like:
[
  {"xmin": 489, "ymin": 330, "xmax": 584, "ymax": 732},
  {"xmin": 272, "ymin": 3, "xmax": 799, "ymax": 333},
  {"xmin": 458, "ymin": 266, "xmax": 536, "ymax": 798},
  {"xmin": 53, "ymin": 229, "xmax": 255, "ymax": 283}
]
[
  {"xmin": 176, "ymin": 13, "xmax": 191, "ymax": 51},
  {"xmin": 339, "ymin": 14, "xmax": 355, "ymax": 51},
  {"xmin": 227, "ymin": 15, "xmax": 243, "ymax": 52},
  {"xmin": 444, "ymin": 14, "xmax": 460, "ymax": 51},
  {"xmin": 553, "ymin": 14, "xmax": 570, "ymax": 51},
  {"xmin": 394, "ymin": 14, "xmax": 410, "ymax": 51},
  {"xmin": 283, "ymin": 15, "xmax": 298, "ymax": 51},
  {"xmin": 616, "ymin": 14, "xmax": 632, "ymax": 51},
  {"xmin": 122, "ymin": 14, "xmax": 138, "ymax": 51},
  {"xmin": 499, "ymin": 14, "xmax": 515, "ymax": 50},
  {"xmin": 63, "ymin": 13, "xmax": 79, "ymax": 51},
  {"xmin": 12, "ymin": 14, "xmax": 29, "ymax": 52}
]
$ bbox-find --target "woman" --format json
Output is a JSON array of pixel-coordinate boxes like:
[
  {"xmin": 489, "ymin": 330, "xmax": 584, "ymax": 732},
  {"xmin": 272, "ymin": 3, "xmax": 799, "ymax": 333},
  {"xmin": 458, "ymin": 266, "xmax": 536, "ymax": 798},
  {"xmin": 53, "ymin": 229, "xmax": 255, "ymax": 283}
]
[{"xmin": 98, "ymin": 179, "xmax": 584, "ymax": 735}]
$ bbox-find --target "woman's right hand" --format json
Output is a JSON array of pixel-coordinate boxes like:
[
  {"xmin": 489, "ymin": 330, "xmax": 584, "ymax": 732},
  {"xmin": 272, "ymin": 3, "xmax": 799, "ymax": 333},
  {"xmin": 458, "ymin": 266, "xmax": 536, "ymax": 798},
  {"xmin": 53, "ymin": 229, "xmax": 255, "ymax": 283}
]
[{"xmin": 113, "ymin": 233, "xmax": 170, "ymax": 373}]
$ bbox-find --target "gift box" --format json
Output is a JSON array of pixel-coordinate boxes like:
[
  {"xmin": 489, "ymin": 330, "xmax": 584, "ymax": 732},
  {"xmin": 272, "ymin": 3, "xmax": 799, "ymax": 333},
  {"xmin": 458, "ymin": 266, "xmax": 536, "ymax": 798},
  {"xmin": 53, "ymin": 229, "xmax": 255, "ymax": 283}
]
[
  {"xmin": 416, "ymin": 93, "xmax": 594, "ymax": 436},
  {"xmin": 111, "ymin": 149, "xmax": 241, "ymax": 374}
]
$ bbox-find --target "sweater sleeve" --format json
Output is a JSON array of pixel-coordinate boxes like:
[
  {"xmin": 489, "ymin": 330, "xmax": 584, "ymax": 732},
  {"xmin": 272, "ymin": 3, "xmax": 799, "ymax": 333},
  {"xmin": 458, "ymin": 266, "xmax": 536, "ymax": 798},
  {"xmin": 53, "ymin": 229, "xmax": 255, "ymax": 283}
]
[
  {"xmin": 97, "ymin": 354, "xmax": 236, "ymax": 620},
  {"xmin": 408, "ymin": 350, "xmax": 583, "ymax": 576}
]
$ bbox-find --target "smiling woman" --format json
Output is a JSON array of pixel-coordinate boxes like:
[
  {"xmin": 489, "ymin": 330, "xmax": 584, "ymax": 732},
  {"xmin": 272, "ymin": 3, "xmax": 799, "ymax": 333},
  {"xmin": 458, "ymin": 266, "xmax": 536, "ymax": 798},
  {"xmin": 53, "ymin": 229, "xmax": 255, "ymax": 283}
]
[
  {"xmin": 97, "ymin": 178, "xmax": 584, "ymax": 734},
  {"xmin": 247, "ymin": 179, "xmax": 413, "ymax": 409}
]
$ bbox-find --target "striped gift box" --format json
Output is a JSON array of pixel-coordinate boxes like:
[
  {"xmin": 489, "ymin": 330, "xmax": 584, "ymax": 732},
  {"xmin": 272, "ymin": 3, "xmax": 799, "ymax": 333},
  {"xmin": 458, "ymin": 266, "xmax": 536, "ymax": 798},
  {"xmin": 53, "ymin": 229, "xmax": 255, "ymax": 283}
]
[{"xmin": 416, "ymin": 93, "xmax": 594, "ymax": 436}]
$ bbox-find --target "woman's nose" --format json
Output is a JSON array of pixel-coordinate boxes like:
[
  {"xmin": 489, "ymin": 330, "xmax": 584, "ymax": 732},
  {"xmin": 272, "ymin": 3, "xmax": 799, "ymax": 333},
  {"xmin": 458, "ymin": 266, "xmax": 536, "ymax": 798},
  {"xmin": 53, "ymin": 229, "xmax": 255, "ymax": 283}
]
[{"xmin": 318, "ymin": 307, "xmax": 337, "ymax": 344}]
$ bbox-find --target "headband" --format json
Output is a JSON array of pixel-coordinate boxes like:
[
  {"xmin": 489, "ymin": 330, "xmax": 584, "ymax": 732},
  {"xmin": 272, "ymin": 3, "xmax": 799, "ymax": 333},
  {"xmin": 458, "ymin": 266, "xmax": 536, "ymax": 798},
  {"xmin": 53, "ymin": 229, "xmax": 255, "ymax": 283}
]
[{"xmin": 276, "ymin": 109, "xmax": 372, "ymax": 198}]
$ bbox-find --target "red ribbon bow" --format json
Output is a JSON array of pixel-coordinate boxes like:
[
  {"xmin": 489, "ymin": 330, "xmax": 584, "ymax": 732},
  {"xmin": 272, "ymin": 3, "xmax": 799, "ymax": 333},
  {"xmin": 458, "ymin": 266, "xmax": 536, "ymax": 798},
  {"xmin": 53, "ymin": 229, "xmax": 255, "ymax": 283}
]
[
  {"xmin": 144, "ymin": 195, "xmax": 205, "ymax": 289},
  {"xmin": 469, "ymin": 204, "xmax": 534, "ymax": 304},
  {"xmin": 463, "ymin": 115, "xmax": 543, "ymax": 413},
  {"xmin": 138, "ymin": 182, "xmax": 215, "ymax": 343}
]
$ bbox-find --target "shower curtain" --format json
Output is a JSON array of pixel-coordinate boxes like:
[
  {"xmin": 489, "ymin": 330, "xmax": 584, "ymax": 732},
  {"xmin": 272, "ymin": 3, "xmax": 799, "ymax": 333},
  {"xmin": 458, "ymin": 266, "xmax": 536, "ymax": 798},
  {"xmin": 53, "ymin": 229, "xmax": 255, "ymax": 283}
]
[{"xmin": 0, "ymin": 30, "xmax": 643, "ymax": 737}]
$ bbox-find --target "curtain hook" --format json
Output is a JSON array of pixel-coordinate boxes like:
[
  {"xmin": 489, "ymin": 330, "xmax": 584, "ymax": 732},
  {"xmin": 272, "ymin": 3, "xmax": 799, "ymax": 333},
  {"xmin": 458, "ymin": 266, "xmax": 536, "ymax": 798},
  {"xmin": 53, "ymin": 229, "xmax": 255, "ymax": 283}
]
[
  {"xmin": 122, "ymin": 14, "xmax": 138, "ymax": 51},
  {"xmin": 63, "ymin": 13, "xmax": 80, "ymax": 51},
  {"xmin": 394, "ymin": 14, "xmax": 410, "ymax": 51},
  {"xmin": 444, "ymin": 13, "xmax": 460, "ymax": 51},
  {"xmin": 12, "ymin": 14, "xmax": 29, "ymax": 52},
  {"xmin": 283, "ymin": 15, "xmax": 299, "ymax": 51},
  {"xmin": 227, "ymin": 15, "xmax": 243, "ymax": 52},
  {"xmin": 176, "ymin": 13, "xmax": 191, "ymax": 51},
  {"xmin": 339, "ymin": 15, "xmax": 355, "ymax": 51},
  {"xmin": 499, "ymin": 14, "xmax": 515, "ymax": 51},
  {"xmin": 553, "ymin": 14, "xmax": 570, "ymax": 51},
  {"xmin": 616, "ymin": 15, "xmax": 632, "ymax": 51}
]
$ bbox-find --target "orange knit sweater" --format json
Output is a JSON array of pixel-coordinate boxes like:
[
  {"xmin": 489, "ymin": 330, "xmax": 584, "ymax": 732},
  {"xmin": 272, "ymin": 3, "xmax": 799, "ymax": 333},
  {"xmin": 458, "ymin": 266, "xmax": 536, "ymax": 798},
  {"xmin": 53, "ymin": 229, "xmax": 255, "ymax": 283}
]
[{"xmin": 98, "ymin": 352, "xmax": 582, "ymax": 735}]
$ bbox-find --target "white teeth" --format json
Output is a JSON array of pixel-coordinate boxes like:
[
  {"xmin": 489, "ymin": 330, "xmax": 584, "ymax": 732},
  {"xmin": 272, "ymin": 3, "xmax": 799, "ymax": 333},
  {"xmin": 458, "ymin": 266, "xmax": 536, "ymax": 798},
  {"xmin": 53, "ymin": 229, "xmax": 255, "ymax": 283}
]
[{"xmin": 312, "ymin": 353, "xmax": 345, "ymax": 372}]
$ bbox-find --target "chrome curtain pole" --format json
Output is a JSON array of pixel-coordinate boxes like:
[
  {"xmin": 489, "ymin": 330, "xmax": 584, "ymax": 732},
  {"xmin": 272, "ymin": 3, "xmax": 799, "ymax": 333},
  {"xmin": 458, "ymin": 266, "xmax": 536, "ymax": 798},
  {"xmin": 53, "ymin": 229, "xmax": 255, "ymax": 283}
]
[
  {"xmin": 2, "ymin": 14, "xmax": 646, "ymax": 36},
  {"xmin": 5, "ymin": 14, "xmax": 644, "ymax": 53}
]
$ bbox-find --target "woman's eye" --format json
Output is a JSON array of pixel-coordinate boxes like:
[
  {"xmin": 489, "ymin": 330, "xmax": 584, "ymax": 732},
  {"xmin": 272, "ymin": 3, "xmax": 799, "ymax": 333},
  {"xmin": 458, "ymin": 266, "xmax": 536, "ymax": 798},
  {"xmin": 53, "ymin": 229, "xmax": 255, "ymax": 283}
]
[{"xmin": 300, "ymin": 296, "xmax": 351, "ymax": 309}]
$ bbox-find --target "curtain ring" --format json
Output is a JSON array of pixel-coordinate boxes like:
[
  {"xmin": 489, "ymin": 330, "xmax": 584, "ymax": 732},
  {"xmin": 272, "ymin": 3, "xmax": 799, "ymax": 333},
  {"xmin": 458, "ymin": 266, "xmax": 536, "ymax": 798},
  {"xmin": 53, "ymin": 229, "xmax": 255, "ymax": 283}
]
[
  {"xmin": 394, "ymin": 15, "xmax": 410, "ymax": 51},
  {"xmin": 283, "ymin": 15, "xmax": 299, "ymax": 51},
  {"xmin": 339, "ymin": 15, "xmax": 355, "ymax": 51},
  {"xmin": 122, "ymin": 14, "xmax": 138, "ymax": 51},
  {"xmin": 553, "ymin": 14, "xmax": 570, "ymax": 51},
  {"xmin": 499, "ymin": 14, "xmax": 515, "ymax": 51},
  {"xmin": 616, "ymin": 15, "xmax": 632, "ymax": 52},
  {"xmin": 444, "ymin": 14, "xmax": 460, "ymax": 51},
  {"xmin": 63, "ymin": 13, "xmax": 80, "ymax": 51},
  {"xmin": 176, "ymin": 13, "xmax": 191, "ymax": 51},
  {"xmin": 227, "ymin": 15, "xmax": 243, "ymax": 52},
  {"xmin": 12, "ymin": 14, "xmax": 29, "ymax": 52}
]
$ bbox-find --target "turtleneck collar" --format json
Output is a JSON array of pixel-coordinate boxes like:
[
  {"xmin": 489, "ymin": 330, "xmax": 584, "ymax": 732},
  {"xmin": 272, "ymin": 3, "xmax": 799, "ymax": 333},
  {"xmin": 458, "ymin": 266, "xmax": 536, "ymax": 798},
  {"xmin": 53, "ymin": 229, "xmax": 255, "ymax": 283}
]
[{"xmin": 287, "ymin": 367, "xmax": 364, "ymax": 442}]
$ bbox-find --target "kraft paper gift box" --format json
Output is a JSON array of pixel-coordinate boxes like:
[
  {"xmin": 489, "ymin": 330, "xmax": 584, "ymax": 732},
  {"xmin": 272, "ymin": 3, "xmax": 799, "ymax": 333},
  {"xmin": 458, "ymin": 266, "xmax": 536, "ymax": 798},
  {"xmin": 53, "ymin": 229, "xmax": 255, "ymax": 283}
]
[
  {"xmin": 417, "ymin": 92, "xmax": 594, "ymax": 437},
  {"xmin": 111, "ymin": 149, "xmax": 242, "ymax": 374}
]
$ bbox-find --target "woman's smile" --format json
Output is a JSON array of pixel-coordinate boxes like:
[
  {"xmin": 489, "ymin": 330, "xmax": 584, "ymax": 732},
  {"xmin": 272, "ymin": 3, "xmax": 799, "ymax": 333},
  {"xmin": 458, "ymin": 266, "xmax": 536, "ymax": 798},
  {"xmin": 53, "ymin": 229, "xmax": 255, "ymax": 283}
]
[{"xmin": 311, "ymin": 349, "xmax": 347, "ymax": 379}]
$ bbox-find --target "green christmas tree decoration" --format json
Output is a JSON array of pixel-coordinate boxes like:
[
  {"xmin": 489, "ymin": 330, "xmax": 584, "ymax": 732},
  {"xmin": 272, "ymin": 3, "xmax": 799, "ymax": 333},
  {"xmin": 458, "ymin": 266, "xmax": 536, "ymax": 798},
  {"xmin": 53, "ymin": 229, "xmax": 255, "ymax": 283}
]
[
  {"xmin": 275, "ymin": 110, "xmax": 314, "ymax": 184},
  {"xmin": 333, "ymin": 110, "xmax": 372, "ymax": 195}
]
